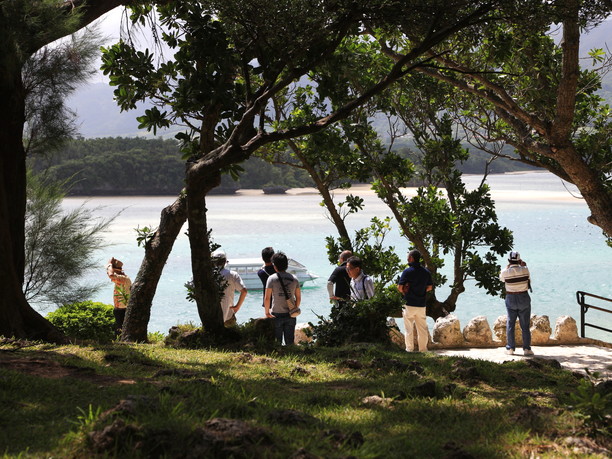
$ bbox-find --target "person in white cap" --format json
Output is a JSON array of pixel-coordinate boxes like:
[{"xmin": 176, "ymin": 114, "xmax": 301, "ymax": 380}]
[
  {"xmin": 499, "ymin": 251, "xmax": 534, "ymax": 356},
  {"xmin": 212, "ymin": 250, "xmax": 247, "ymax": 327}
]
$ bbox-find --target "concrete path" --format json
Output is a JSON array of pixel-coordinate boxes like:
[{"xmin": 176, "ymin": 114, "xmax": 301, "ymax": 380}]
[{"xmin": 433, "ymin": 345, "xmax": 612, "ymax": 378}]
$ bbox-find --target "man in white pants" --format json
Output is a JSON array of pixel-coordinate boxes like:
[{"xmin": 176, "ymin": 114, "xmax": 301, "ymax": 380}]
[{"xmin": 397, "ymin": 250, "xmax": 433, "ymax": 352}]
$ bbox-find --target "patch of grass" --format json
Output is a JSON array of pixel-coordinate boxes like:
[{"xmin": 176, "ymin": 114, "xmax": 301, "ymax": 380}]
[{"xmin": 0, "ymin": 341, "xmax": 609, "ymax": 458}]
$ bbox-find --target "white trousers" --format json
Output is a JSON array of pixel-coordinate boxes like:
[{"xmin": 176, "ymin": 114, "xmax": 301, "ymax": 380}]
[{"xmin": 403, "ymin": 305, "xmax": 429, "ymax": 351}]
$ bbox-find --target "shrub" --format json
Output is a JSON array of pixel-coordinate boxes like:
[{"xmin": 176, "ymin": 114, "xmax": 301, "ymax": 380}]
[
  {"xmin": 310, "ymin": 286, "xmax": 404, "ymax": 346},
  {"xmin": 568, "ymin": 370, "xmax": 612, "ymax": 438},
  {"xmin": 46, "ymin": 301, "xmax": 115, "ymax": 343},
  {"xmin": 147, "ymin": 331, "xmax": 166, "ymax": 344}
]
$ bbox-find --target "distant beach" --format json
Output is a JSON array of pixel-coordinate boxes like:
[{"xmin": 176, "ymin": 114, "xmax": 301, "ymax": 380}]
[{"xmin": 239, "ymin": 171, "xmax": 584, "ymax": 204}]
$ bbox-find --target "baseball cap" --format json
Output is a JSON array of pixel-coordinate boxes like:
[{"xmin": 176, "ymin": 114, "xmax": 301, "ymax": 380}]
[
  {"xmin": 508, "ymin": 251, "xmax": 521, "ymax": 262},
  {"xmin": 212, "ymin": 249, "xmax": 227, "ymax": 260}
]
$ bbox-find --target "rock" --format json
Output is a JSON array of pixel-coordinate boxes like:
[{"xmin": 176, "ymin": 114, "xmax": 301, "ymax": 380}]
[
  {"xmin": 290, "ymin": 366, "xmax": 310, "ymax": 377},
  {"xmin": 433, "ymin": 314, "xmax": 464, "ymax": 347},
  {"xmin": 493, "ymin": 316, "xmax": 507, "ymax": 343},
  {"xmin": 411, "ymin": 380, "xmax": 437, "ymax": 398},
  {"xmin": 530, "ymin": 315, "xmax": 552, "ymax": 344},
  {"xmin": 253, "ymin": 318, "xmax": 276, "ymax": 344},
  {"xmin": 88, "ymin": 419, "xmax": 141, "ymax": 453},
  {"xmin": 191, "ymin": 418, "xmax": 274, "ymax": 457},
  {"xmin": 99, "ymin": 395, "xmax": 158, "ymax": 421},
  {"xmin": 525, "ymin": 358, "xmax": 562, "ymax": 370},
  {"xmin": 406, "ymin": 361, "xmax": 425, "ymax": 375},
  {"xmin": 176, "ymin": 329, "xmax": 204, "ymax": 348},
  {"xmin": 462, "ymin": 316, "xmax": 493, "ymax": 346},
  {"xmin": 553, "ymin": 315, "xmax": 580, "ymax": 343},
  {"xmin": 294, "ymin": 323, "xmax": 313, "ymax": 345},
  {"xmin": 450, "ymin": 359, "xmax": 481, "ymax": 381},
  {"xmin": 389, "ymin": 327, "xmax": 405, "ymax": 349},
  {"xmin": 493, "ymin": 315, "xmax": 525, "ymax": 345},
  {"xmin": 361, "ymin": 395, "xmax": 394, "ymax": 408}
]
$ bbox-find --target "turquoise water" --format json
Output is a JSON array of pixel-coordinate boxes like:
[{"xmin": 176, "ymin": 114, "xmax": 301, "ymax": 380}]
[{"xmin": 53, "ymin": 172, "xmax": 611, "ymax": 342}]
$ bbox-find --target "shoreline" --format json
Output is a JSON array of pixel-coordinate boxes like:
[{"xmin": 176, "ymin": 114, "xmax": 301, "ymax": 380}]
[{"xmin": 63, "ymin": 171, "xmax": 583, "ymax": 204}]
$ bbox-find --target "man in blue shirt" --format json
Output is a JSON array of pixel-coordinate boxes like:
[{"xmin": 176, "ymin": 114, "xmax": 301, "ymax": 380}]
[{"xmin": 397, "ymin": 249, "xmax": 433, "ymax": 352}]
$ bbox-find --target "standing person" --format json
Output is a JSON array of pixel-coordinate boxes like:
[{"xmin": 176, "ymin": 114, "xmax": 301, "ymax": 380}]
[
  {"xmin": 257, "ymin": 247, "xmax": 276, "ymax": 307},
  {"xmin": 327, "ymin": 250, "xmax": 352, "ymax": 308},
  {"xmin": 106, "ymin": 257, "xmax": 132, "ymax": 335},
  {"xmin": 212, "ymin": 250, "xmax": 248, "ymax": 327},
  {"xmin": 346, "ymin": 256, "xmax": 375, "ymax": 301},
  {"xmin": 500, "ymin": 251, "xmax": 534, "ymax": 356},
  {"xmin": 397, "ymin": 250, "xmax": 433, "ymax": 352},
  {"xmin": 264, "ymin": 251, "xmax": 301, "ymax": 345}
]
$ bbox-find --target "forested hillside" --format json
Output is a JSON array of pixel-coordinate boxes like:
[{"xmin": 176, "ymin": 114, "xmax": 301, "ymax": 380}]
[
  {"xmin": 28, "ymin": 137, "xmax": 313, "ymax": 195},
  {"xmin": 28, "ymin": 136, "xmax": 538, "ymax": 196}
]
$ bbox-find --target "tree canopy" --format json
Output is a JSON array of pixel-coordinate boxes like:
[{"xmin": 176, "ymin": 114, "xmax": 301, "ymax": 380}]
[{"xmin": 1, "ymin": 0, "xmax": 610, "ymax": 343}]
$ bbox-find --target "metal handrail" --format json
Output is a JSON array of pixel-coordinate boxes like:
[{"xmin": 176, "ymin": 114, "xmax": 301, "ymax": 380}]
[{"xmin": 576, "ymin": 291, "xmax": 612, "ymax": 338}]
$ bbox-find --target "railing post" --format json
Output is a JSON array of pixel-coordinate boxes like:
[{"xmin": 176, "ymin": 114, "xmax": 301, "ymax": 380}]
[
  {"xmin": 580, "ymin": 293, "xmax": 585, "ymax": 338},
  {"xmin": 576, "ymin": 290, "xmax": 612, "ymax": 339}
]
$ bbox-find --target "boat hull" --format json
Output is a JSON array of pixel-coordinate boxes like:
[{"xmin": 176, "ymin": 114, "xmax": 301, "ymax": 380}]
[{"xmin": 226, "ymin": 258, "xmax": 318, "ymax": 290}]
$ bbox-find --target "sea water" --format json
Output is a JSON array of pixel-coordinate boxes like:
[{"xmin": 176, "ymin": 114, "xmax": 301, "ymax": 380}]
[{"xmin": 52, "ymin": 172, "xmax": 611, "ymax": 342}]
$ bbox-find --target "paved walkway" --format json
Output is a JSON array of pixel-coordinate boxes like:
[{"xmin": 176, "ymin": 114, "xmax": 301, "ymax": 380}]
[{"xmin": 433, "ymin": 344, "xmax": 612, "ymax": 377}]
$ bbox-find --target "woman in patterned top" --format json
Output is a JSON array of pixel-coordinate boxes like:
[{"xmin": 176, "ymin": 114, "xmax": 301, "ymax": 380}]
[{"xmin": 106, "ymin": 257, "xmax": 132, "ymax": 335}]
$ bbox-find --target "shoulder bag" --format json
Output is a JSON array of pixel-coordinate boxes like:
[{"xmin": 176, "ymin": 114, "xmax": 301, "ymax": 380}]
[{"xmin": 278, "ymin": 273, "xmax": 301, "ymax": 318}]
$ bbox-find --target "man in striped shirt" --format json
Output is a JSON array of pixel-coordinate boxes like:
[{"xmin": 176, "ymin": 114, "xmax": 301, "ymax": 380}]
[{"xmin": 499, "ymin": 251, "xmax": 534, "ymax": 356}]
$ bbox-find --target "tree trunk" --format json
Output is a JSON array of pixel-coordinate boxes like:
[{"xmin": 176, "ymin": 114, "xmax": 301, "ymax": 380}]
[
  {"xmin": 186, "ymin": 179, "xmax": 225, "ymax": 336},
  {"xmin": 0, "ymin": 179, "xmax": 67, "ymax": 343},
  {"xmin": 314, "ymin": 176, "xmax": 352, "ymax": 249},
  {"xmin": 0, "ymin": 1, "xmax": 128, "ymax": 342},
  {"xmin": 426, "ymin": 297, "xmax": 455, "ymax": 321},
  {"xmin": 548, "ymin": 3, "xmax": 612, "ymax": 239},
  {"xmin": 0, "ymin": 28, "xmax": 65, "ymax": 342},
  {"xmin": 121, "ymin": 194, "xmax": 188, "ymax": 342}
]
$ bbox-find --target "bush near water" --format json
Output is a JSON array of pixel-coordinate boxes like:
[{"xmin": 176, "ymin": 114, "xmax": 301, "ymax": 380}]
[{"xmin": 46, "ymin": 301, "xmax": 115, "ymax": 343}]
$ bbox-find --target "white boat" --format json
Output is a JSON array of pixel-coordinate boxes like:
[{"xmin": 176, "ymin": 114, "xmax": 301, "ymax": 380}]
[{"xmin": 226, "ymin": 258, "xmax": 319, "ymax": 290}]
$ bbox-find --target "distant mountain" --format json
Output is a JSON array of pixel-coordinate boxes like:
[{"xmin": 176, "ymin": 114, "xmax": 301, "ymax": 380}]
[
  {"xmin": 66, "ymin": 82, "xmax": 178, "ymax": 138},
  {"xmin": 68, "ymin": 22, "xmax": 611, "ymax": 139},
  {"xmin": 68, "ymin": 82, "xmax": 137, "ymax": 137}
]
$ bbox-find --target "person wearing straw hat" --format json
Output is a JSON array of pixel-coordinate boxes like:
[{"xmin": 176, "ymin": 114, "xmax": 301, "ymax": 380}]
[{"xmin": 106, "ymin": 257, "xmax": 132, "ymax": 335}]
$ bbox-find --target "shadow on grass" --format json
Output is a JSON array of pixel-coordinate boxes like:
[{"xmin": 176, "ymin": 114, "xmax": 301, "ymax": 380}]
[{"xmin": 0, "ymin": 340, "xmax": 586, "ymax": 457}]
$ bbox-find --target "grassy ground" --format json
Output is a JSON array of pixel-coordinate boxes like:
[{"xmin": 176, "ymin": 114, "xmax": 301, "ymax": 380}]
[{"xmin": 0, "ymin": 338, "xmax": 609, "ymax": 458}]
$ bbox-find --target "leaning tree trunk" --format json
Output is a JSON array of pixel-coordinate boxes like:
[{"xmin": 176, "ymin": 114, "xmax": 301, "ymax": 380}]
[
  {"xmin": 289, "ymin": 141, "xmax": 353, "ymax": 249},
  {"xmin": 120, "ymin": 194, "xmax": 188, "ymax": 342},
  {"xmin": 314, "ymin": 176, "xmax": 353, "ymax": 250}
]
